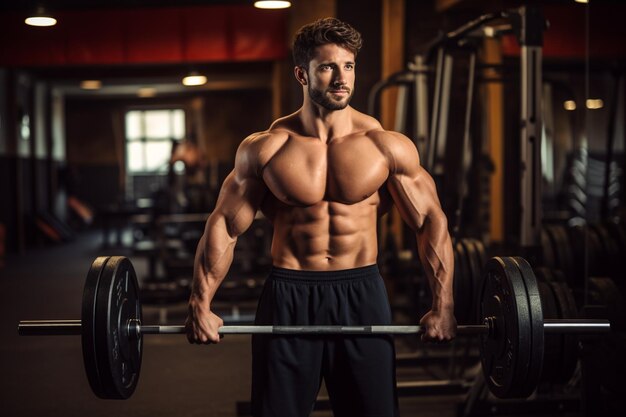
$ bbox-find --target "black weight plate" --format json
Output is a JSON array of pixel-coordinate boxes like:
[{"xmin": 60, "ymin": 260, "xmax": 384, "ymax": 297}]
[
  {"xmin": 479, "ymin": 257, "xmax": 533, "ymax": 398},
  {"xmin": 590, "ymin": 277, "xmax": 626, "ymax": 332},
  {"xmin": 604, "ymin": 220, "xmax": 626, "ymax": 282},
  {"xmin": 94, "ymin": 256, "xmax": 143, "ymax": 399},
  {"xmin": 537, "ymin": 281, "xmax": 560, "ymax": 383},
  {"xmin": 453, "ymin": 241, "xmax": 472, "ymax": 324},
  {"xmin": 587, "ymin": 227, "xmax": 604, "ymax": 276},
  {"xmin": 535, "ymin": 267, "xmax": 560, "ymax": 283},
  {"xmin": 550, "ymin": 225, "xmax": 575, "ymax": 280},
  {"xmin": 591, "ymin": 224, "xmax": 620, "ymax": 280},
  {"xmin": 82, "ymin": 256, "xmax": 111, "ymax": 399},
  {"xmin": 548, "ymin": 281, "xmax": 578, "ymax": 383},
  {"xmin": 587, "ymin": 277, "xmax": 626, "ymax": 395},
  {"xmin": 540, "ymin": 229, "xmax": 556, "ymax": 269},
  {"xmin": 457, "ymin": 239, "xmax": 475, "ymax": 323},
  {"xmin": 511, "ymin": 257, "xmax": 544, "ymax": 397},
  {"xmin": 551, "ymin": 270, "xmax": 573, "ymax": 307},
  {"xmin": 469, "ymin": 239, "xmax": 487, "ymax": 324},
  {"xmin": 604, "ymin": 220, "xmax": 626, "ymax": 257},
  {"xmin": 543, "ymin": 226, "xmax": 560, "ymax": 264},
  {"xmin": 534, "ymin": 267, "xmax": 553, "ymax": 283},
  {"xmin": 566, "ymin": 225, "xmax": 586, "ymax": 288},
  {"xmin": 547, "ymin": 268, "xmax": 566, "ymax": 283},
  {"xmin": 460, "ymin": 239, "xmax": 480, "ymax": 324}
]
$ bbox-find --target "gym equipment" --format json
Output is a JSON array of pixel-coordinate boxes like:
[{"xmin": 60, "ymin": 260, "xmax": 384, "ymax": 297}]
[{"xmin": 18, "ymin": 256, "xmax": 610, "ymax": 400}]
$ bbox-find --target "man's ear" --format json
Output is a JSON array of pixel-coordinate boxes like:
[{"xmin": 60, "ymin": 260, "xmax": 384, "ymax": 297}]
[{"xmin": 294, "ymin": 66, "xmax": 308, "ymax": 86}]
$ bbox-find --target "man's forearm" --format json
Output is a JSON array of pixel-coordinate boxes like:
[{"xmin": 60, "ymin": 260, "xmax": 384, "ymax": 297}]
[
  {"xmin": 191, "ymin": 217, "xmax": 238, "ymax": 306},
  {"xmin": 416, "ymin": 215, "xmax": 454, "ymax": 311}
]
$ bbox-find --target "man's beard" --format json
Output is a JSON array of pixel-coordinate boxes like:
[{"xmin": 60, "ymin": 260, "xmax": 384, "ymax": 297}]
[{"xmin": 308, "ymin": 84, "xmax": 353, "ymax": 111}]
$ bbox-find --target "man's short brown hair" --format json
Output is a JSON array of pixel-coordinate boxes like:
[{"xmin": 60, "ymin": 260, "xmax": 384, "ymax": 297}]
[{"xmin": 292, "ymin": 17, "xmax": 363, "ymax": 69}]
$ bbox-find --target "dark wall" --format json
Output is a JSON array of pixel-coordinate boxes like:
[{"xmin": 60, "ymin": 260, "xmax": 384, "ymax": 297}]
[
  {"xmin": 337, "ymin": 0, "xmax": 381, "ymax": 115},
  {"xmin": 201, "ymin": 89, "xmax": 274, "ymax": 166},
  {"xmin": 0, "ymin": 156, "xmax": 19, "ymax": 252}
]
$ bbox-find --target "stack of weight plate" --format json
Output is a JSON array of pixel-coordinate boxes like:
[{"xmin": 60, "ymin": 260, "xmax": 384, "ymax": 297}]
[
  {"xmin": 562, "ymin": 149, "xmax": 587, "ymax": 219},
  {"xmin": 541, "ymin": 224, "xmax": 580, "ymax": 288},
  {"xmin": 534, "ymin": 268, "xmax": 579, "ymax": 385},
  {"xmin": 581, "ymin": 275, "xmax": 626, "ymax": 414},
  {"xmin": 453, "ymin": 238, "xmax": 487, "ymax": 325}
]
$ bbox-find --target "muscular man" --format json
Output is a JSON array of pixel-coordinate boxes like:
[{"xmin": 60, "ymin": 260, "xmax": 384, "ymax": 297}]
[{"xmin": 186, "ymin": 17, "xmax": 456, "ymax": 417}]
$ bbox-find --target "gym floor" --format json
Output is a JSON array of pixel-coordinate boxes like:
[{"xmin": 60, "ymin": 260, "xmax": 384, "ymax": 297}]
[{"xmin": 1, "ymin": 231, "xmax": 467, "ymax": 417}]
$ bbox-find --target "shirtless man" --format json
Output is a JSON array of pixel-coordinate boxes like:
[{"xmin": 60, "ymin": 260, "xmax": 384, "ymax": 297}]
[{"xmin": 186, "ymin": 17, "xmax": 456, "ymax": 417}]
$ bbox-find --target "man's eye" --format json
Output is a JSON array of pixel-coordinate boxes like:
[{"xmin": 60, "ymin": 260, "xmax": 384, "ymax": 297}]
[{"xmin": 345, "ymin": 64, "xmax": 354, "ymax": 70}]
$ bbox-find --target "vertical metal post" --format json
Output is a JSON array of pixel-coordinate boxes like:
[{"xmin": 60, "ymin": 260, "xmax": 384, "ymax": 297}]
[
  {"xmin": 394, "ymin": 85, "xmax": 408, "ymax": 135},
  {"xmin": 518, "ymin": 6, "xmax": 545, "ymax": 248},
  {"xmin": 453, "ymin": 52, "xmax": 477, "ymax": 237},
  {"xmin": 413, "ymin": 55, "xmax": 429, "ymax": 158},
  {"xmin": 428, "ymin": 49, "xmax": 453, "ymax": 175},
  {"xmin": 427, "ymin": 49, "xmax": 445, "ymax": 172}
]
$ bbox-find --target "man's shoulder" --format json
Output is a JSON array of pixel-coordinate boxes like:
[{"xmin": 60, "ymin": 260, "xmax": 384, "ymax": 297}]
[
  {"xmin": 362, "ymin": 128, "xmax": 420, "ymax": 173},
  {"xmin": 239, "ymin": 126, "xmax": 291, "ymax": 153},
  {"xmin": 364, "ymin": 128, "xmax": 416, "ymax": 154},
  {"xmin": 236, "ymin": 127, "xmax": 292, "ymax": 176}
]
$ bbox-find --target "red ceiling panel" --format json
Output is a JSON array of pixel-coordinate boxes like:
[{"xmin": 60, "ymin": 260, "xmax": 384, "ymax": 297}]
[
  {"xmin": 63, "ymin": 10, "xmax": 126, "ymax": 65},
  {"xmin": 124, "ymin": 8, "xmax": 184, "ymax": 63},
  {"xmin": 183, "ymin": 6, "xmax": 230, "ymax": 62},
  {"xmin": 0, "ymin": 5, "xmax": 287, "ymax": 67},
  {"xmin": 502, "ymin": 4, "xmax": 626, "ymax": 60},
  {"xmin": 231, "ymin": 6, "xmax": 287, "ymax": 61}
]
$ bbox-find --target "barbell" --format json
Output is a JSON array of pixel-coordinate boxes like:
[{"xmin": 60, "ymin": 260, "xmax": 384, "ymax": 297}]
[{"xmin": 18, "ymin": 256, "xmax": 610, "ymax": 400}]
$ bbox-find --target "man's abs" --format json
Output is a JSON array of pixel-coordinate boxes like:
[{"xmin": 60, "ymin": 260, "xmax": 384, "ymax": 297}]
[
  {"xmin": 265, "ymin": 196, "xmax": 380, "ymax": 270},
  {"xmin": 257, "ymin": 132, "xmax": 390, "ymax": 271}
]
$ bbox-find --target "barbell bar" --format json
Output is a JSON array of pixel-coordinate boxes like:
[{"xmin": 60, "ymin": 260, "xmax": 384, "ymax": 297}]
[
  {"xmin": 17, "ymin": 255, "xmax": 611, "ymax": 401},
  {"xmin": 18, "ymin": 319, "xmax": 609, "ymax": 336}
]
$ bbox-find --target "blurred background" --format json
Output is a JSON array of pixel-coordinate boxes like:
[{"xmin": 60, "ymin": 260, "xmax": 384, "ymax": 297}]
[{"xmin": 1, "ymin": 0, "xmax": 625, "ymax": 416}]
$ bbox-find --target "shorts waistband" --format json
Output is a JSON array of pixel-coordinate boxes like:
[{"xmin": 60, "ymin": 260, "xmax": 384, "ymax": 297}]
[{"xmin": 269, "ymin": 264, "xmax": 380, "ymax": 283}]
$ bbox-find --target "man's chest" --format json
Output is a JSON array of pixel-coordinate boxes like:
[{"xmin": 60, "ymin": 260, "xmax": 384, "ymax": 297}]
[{"xmin": 261, "ymin": 137, "xmax": 389, "ymax": 205}]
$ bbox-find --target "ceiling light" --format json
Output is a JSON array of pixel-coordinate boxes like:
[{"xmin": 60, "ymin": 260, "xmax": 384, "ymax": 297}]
[
  {"xmin": 25, "ymin": 6, "xmax": 57, "ymax": 27},
  {"xmin": 80, "ymin": 80, "xmax": 102, "ymax": 90},
  {"xmin": 254, "ymin": 1, "xmax": 292, "ymax": 10},
  {"xmin": 574, "ymin": 0, "xmax": 589, "ymax": 4},
  {"xmin": 563, "ymin": 100, "xmax": 576, "ymax": 111},
  {"xmin": 182, "ymin": 72, "xmax": 207, "ymax": 86},
  {"xmin": 137, "ymin": 87, "xmax": 157, "ymax": 98},
  {"xmin": 586, "ymin": 99, "xmax": 603, "ymax": 109}
]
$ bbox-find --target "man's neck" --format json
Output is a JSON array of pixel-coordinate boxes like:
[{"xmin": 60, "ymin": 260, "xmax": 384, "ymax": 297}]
[{"xmin": 298, "ymin": 100, "xmax": 354, "ymax": 143}]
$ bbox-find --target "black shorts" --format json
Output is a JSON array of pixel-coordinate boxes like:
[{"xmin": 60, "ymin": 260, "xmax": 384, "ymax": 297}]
[{"xmin": 251, "ymin": 265, "xmax": 399, "ymax": 417}]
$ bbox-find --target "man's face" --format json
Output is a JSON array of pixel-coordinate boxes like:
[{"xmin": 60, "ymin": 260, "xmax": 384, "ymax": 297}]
[{"xmin": 304, "ymin": 44, "xmax": 355, "ymax": 111}]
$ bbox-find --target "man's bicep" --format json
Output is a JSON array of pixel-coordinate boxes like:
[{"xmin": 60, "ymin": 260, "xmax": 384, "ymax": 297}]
[
  {"xmin": 386, "ymin": 168, "xmax": 443, "ymax": 232},
  {"xmin": 211, "ymin": 171, "xmax": 267, "ymax": 237}
]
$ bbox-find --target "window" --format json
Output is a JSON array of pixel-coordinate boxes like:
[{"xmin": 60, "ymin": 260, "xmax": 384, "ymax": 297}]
[{"xmin": 125, "ymin": 109, "xmax": 185, "ymax": 173}]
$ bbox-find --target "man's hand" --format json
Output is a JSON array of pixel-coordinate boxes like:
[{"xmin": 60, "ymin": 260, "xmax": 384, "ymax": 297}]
[
  {"xmin": 185, "ymin": 296, "xmax": 224, "ymax": 344},
  {"xmin": 419, "ymin": 308, "xmax": 457, "ymax": 343}
]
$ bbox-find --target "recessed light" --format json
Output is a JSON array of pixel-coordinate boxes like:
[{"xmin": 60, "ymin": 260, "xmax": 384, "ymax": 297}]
[
  {"xmin": 80, "ymin": 80, "xmax": 102, "ymax": 90},
  {"xmin": 586, "ymin": 99, "xmax": 603, "ymax": 109},
  {"xmin": 254, "ymin": 1, "xmax": 291, "ymax": 10},
  {"xmin": 182, "ymin": 73, "xmax": 207, "ymax": 86},
  {"xmin": 563, "ymin": 100, "xmax": 576, "ymax": 111},
  {"xmin": 138, "ymin": 87, "xmax": 157, "ymax": 98},
  {"xmin": 25, "ymin": 7, "xmax": 57, "ymax": 27}
]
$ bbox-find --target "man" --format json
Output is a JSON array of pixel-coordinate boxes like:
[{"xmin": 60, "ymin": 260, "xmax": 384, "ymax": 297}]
[{"xmin": 186, "ymin": 17, "xmax": 456, "ymax": 417}]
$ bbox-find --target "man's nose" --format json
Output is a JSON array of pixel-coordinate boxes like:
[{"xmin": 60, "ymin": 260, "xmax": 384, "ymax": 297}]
[{"xmin": 332, "ymin": 69, "xmax": 347, "ymax": 86}]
